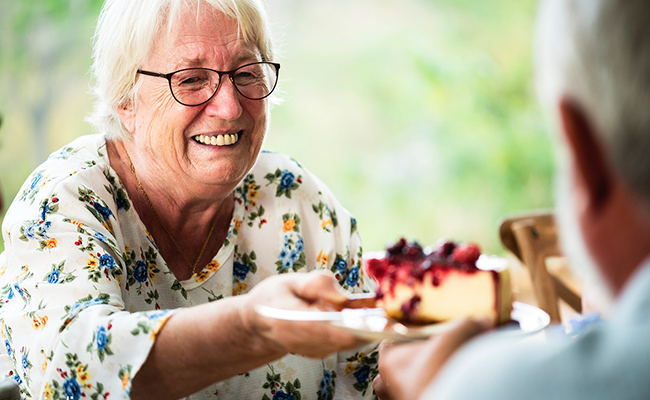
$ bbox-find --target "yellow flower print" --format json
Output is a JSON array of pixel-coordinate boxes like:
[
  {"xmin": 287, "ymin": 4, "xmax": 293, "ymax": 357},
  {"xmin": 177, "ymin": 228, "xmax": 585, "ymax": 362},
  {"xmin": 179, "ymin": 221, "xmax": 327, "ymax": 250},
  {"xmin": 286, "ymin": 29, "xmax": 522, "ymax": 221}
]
[
  {"xmin": 121, "ymin": 371, "xmax": 130, "ymax": 389},
  {"xmin": 76, "ymin": 364, "xmax": 90, "ymax": 383},
  {"xmin": 194, "ymin": 270, "xmax": 210, "ymax": 283},
  {"xmin": 345, "ymin": 362, "xmax": 355, "ymax": 374},
  {"xmin": 0, "ymin": 263, "xmax": 5, "ymax": 277},
  {"xmin": 283, "ymin": 218, "xmax": 295, "ymax": 232},
  {"xmin": 102, "ymin": 220, "xmax": 114, "ymax": 232},
  {"xmin": 357, "ymin": 352, "xmax": 366, "ymax": 361},
  {"xmin": 86, "ymin": 257, "xmax": 98, "ymax": 270},
  {"xmin": 15, "ymin": 265, "xmax": 30, "ymax": 280},
  {"xmin": 317, "ymin": 250, "xmax": 329, "ymax": 266},
  {"xmin": 206, "ymin": 260, "xmax": 220, "ymax": 273},
  {"xmin": 233, "ymin": 281, "xmax": 248, "ymax": 295},
  {"xmin": 234, "ymin": 219, "xmax": 242, "ymax": 232},
  {"xmin": 248, "ymin": 183, "xmax": 258, "ymax": 199},
  {"xmin": 148, "ymin": 263, "xmax": 157, "ymax": 280},
  {"xmin": 32, "ymin": 316, "xmax": 48, "ymax": 330},
  {"xmin": 45, "ymin": 238, "xmax": 57, "ymax": 248},
  {"xmin": 69, "ymin": 219, "xmax": 83, "ymax": 228},
  {"xmin": 42, "ymin": 360, "xmax": 48, "ymax": 371},
  {"xmin": 43, "ymin": 382, "xmax": 53, "ymax": 399},
  {"xmin": 321, "ymin": 218, "xmax": 332, "ymax": 229}
]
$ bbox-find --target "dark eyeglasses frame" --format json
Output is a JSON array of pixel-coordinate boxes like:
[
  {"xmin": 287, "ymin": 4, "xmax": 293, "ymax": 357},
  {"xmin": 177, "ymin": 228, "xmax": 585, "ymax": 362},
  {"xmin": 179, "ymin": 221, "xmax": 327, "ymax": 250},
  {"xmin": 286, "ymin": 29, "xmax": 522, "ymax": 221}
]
[{"xmin": 136, "ymin": 61, "xmax": 281, "ymax": 106}]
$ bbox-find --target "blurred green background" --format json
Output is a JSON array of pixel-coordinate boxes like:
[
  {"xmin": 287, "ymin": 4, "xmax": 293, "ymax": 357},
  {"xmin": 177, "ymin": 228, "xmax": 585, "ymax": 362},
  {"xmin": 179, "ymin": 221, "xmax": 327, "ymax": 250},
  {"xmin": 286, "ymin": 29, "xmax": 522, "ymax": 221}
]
[{"xmin": 0, "ymin": 0, "xmax": 555, "ymax": 254}]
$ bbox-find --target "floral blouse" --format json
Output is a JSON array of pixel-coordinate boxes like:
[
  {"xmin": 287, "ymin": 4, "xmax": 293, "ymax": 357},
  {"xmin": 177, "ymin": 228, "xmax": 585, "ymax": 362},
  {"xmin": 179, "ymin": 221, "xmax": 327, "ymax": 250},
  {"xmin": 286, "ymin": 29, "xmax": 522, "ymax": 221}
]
[{"xmin": 0, "ymin": 134, "xmax": 378, "ymax": 400}]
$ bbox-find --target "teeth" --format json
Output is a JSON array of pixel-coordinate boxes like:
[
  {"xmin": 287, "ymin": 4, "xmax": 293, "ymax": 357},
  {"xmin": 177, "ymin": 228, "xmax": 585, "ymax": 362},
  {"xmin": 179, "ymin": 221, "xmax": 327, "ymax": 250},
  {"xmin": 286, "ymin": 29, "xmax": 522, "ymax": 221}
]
[{"xmin": 194, "ymin": 133, "xmax": 241, "ymax": 146}]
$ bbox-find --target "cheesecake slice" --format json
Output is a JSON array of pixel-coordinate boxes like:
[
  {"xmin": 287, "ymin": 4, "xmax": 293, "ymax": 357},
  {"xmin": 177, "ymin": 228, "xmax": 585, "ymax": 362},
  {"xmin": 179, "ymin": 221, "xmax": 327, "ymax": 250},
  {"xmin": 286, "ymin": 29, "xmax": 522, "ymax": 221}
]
[{"xmin": 365, "ymin": 238, "xmax": 512, "ymax": 325}]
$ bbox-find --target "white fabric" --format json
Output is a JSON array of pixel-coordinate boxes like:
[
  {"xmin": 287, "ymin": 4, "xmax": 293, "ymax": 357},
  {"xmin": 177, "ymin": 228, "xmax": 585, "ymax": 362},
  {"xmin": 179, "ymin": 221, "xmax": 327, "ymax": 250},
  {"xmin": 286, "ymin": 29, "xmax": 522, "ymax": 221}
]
[{"xmin": 0, "ymin": 134, "xmax": 377, "ymax": 400}]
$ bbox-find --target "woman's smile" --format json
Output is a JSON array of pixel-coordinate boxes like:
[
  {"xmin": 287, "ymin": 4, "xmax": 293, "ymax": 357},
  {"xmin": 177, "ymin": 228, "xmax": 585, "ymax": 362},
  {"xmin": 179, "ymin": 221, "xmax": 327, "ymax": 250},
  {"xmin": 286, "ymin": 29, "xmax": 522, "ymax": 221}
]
[{"xmin": 192, "ymin": 130, "xmax": 243, "ymax": 147}]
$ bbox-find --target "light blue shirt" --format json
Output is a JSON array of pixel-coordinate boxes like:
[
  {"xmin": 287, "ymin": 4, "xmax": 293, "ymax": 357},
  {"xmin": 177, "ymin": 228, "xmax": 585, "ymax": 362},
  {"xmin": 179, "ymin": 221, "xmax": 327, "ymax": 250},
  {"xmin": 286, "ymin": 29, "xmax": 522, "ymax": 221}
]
[{"xmin": 423, "ymin": 257, "xmax": 650, "ymax": 399}]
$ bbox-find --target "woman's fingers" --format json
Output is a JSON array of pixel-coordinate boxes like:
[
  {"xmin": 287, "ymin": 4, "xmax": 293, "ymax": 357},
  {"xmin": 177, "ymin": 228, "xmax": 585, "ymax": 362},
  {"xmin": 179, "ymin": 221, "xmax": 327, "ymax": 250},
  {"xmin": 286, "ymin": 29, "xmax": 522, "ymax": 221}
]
[{"xmin": 245, "ymin": 271, "xmax": 370, "ymax": 358}]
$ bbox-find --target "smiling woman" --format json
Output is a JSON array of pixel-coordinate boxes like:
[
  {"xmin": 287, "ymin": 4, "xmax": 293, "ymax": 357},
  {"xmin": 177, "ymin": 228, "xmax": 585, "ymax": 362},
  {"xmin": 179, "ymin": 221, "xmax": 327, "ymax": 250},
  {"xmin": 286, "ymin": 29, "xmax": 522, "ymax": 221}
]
[{"xmin": 0, "ymin": 1, "xmax": 378, "ymax": 399}]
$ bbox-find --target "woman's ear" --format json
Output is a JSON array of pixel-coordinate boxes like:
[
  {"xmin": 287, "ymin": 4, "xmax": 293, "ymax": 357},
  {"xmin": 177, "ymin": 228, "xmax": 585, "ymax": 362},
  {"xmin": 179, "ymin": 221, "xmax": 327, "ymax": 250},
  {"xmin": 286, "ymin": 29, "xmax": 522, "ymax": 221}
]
[
  {"xmin": 117, "ymin": 99, "xmax": 136, "ymax": 134},
  {"xmin": 558, "ymin": 97, "xmax": 612, "ymax": 211}
]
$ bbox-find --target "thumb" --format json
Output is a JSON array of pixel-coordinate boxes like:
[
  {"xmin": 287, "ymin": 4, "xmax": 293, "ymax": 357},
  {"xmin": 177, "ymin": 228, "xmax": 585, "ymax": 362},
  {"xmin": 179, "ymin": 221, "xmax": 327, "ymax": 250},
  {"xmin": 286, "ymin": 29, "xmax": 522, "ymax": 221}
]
[{"xmin": 294, "ymin": 271, "xmax": 348, "ymax": 307}]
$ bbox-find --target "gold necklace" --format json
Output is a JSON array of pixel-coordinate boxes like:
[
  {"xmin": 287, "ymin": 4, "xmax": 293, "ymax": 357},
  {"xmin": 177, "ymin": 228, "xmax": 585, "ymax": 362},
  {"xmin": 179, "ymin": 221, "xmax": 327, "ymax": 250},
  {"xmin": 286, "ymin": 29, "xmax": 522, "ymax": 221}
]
[{"xmin": 125, "ymin": 150, "xmax": 225, "ymax": 276}]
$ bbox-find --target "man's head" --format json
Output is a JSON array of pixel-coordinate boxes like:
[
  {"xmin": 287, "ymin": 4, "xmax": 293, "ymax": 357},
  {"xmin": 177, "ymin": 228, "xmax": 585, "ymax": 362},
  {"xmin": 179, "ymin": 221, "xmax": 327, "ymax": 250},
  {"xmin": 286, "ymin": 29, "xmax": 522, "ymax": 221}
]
[{"xmin": 535, "ymin": 0, "xmax": 650, "ymax": 295}]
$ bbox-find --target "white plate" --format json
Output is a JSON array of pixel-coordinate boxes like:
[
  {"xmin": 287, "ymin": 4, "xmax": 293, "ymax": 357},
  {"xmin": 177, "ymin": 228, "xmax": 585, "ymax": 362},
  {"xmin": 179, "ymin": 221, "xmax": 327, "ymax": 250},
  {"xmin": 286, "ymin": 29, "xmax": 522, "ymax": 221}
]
[{"xmin": 255, "ymin": 301, "xmax": 550, "ymax": 342}]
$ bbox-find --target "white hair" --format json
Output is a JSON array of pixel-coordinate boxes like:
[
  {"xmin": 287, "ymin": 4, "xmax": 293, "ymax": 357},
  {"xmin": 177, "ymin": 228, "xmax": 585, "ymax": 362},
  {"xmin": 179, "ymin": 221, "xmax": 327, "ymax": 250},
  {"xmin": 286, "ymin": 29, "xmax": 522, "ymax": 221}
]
[
  {"xmin": 535, "ymin": 0, "xmax": 650, "ymax": 212},
  {"xmin": 86, "ymin": 0, "xmax": 275, "ymax": 139}
]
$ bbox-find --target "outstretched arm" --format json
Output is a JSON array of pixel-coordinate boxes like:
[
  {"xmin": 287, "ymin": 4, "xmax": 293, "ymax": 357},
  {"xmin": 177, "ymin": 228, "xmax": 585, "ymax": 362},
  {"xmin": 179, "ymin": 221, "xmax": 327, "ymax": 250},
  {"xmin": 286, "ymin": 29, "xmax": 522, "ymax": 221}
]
[
  {"xmin": 131, "ymin": 271, "xmax": 369, "ymax": 400},
  {"xmin": 374, "ymin": 318, "xmax": 492, "ymax": 400}
]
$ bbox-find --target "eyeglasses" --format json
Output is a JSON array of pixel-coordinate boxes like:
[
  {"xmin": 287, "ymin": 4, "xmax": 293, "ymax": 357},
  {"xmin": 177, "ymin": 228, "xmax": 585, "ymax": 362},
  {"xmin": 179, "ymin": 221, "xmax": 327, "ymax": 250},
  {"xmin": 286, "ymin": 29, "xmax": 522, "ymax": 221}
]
[{"xmin": 137, "ymin": 61, "xmax": 280, "ymax": 106}]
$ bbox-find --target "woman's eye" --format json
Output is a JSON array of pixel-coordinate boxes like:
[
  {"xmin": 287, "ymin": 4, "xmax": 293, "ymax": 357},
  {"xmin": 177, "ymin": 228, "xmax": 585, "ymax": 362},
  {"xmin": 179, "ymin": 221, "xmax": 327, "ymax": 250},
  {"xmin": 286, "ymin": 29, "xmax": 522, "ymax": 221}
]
[
  {"xmin": 181, "ymin": 77, "xmax": 200, "ymax": 84},
  {"xmin": 179, "ymin": 76, "xmax": 204, "ymax": 85}
]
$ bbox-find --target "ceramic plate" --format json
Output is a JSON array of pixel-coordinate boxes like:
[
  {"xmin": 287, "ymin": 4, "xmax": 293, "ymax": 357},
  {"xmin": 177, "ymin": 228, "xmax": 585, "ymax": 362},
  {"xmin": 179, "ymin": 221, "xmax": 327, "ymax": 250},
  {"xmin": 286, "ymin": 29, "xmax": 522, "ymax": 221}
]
[{"xmin": 256, "ymin": 301, "xmax": 550, "ymax": 342}]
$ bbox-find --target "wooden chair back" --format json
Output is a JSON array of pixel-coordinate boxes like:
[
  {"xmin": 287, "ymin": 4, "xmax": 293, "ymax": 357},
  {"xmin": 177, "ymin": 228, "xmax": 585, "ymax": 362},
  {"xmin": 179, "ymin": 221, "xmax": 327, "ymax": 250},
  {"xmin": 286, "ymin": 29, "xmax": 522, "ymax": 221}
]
[{"xmin": 499, "ymin": 211, "xmax": 582, "ymax": 323}]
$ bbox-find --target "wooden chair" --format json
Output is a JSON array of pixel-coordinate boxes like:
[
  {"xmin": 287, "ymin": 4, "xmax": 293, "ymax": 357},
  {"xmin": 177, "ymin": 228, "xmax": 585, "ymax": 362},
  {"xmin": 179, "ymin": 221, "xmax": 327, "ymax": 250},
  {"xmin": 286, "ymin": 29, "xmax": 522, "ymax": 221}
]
[{"xmin": 499, "ymin": 211, "xmax": 582, "ymax": 323}]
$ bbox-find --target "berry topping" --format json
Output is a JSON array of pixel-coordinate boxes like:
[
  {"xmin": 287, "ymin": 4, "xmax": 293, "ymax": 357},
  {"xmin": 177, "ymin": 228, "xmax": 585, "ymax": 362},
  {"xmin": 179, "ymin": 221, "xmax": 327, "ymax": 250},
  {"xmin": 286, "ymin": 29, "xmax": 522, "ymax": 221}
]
[
  {"xmin": 435, "ymin": 240, "xmax": 457, "ymax": 258},
  {"xmin": 386, "ymin": 238, "xmax": 407, "ymax": 255},
  {"xmin": 451, "ymin": 243, "xmax": 481, "ymax": 264}
]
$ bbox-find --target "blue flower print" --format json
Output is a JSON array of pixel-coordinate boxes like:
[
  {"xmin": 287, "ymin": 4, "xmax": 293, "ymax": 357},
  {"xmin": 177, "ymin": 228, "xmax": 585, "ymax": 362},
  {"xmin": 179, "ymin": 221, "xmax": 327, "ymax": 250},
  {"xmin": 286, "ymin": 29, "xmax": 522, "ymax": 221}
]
[
  {"xmin": 318, "ymin": 370, "xmax": 333, "ymax": 399},
  {"xmin": 67, "ymin": 298, "xmax": 107, "ymax": 319},
  {"xmin": 4, "ymin": 340, "xmax": 11, "ymax": 356},
  {"xmin": 93, "ymin": 202, "xmax": 113, "ymax": 220},
  {"xmin": 96, "ymin": 326, "xmax": 108, "ymax": 350},
  {"xmin": 280, "ymin": 170, "xmax": 295, "ymax": 189},
  {"xmin": 40, "ymin": 202, "xmax": 51, "ymax": 221},
  {"xmin": 279, "ymin": 248, "xmax": 288, "ymax": 261},
  {"xmin": 147, "ymin": 310, "xmax": 171, "ymax": 321},
  {"xmin": 296, "ymin": 237, "xmax": 304, "ymax": 253},
  {"xmin": 94, "ymin": 231, "xmax": 108, "ymax": 242},
  {"xmin": 289, "ymin": 250, "xmax": 299, "ymax": 263},
  {"xmin": 353, "ymin": 365, "xmax": 370, "ymax": 384},
  {"xmin": 282, "ymin": 259, "xmax": 293, "ymax": 270},
  {"xmin": 63, "ymin": 377, "xmax": 81, "ymax": 400},
  {"xmin": 346, "ymin": 267, "xmax": 360, "ymax": 287},
  {"xmin": 24, "ymin": 224, "xmax": 37, "ymax": 240},
  {"xmin": 273, "ymin": 391, "xmax": 294, "ymax": 400},
  {"xmin": 115, "ymin": 196, "xmax": 127, "ymax": 211},
  {"xmin": 134, "ymin": 260, "xmax": 148, "ymax": 282},
  {"xmin": 233, "ymin": 261, "xmax": 250, "ymax": 280},
  {"xmin": 11, "ymin": 283, "xmax": 24, "ymax": 298},
  {"xmin": 48, "ymin": 270, "xmax": 60, "ymax": 284},
  {"xmin": 335, "ymin": 258, "xmax": 347, "ymax": 274},
  {"xmin": 21, "ymin": 355, "xmax": 28, "ymax": 369},
  {"xmin": 29, "ymin": 173, "xmax": 44, "ymax": 191},
  {"xmin": 11, "ymin": 372, "xmax": 22, "ymax": 385},
  {"xmin": 99, "ymin": 254, "xmax": 116, "ymax": 270}
]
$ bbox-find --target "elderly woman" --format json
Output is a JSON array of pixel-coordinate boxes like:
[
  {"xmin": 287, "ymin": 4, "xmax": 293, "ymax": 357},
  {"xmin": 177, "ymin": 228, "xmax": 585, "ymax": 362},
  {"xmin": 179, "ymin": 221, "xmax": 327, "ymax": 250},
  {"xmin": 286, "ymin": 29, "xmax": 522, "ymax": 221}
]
[{"xmin": 0, "ymin": 1, "xmax": 378, "ymax": 399}]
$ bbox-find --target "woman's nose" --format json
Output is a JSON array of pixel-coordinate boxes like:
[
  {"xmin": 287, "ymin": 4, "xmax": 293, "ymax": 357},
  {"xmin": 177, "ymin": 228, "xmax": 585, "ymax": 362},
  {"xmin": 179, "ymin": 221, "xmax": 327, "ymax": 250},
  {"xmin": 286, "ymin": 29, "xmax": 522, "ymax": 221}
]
[{"xmin": 204, "ymin": 77, "xmax": 243, "ymax": 120}]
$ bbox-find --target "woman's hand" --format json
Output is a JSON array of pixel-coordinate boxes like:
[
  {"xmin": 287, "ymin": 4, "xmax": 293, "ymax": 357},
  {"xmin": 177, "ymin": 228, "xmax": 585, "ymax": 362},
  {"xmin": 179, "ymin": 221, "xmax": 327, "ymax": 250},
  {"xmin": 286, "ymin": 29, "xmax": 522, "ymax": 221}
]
[
  {"xmin": 243, "ymin": 271, "xmax": 369, "ymax": 359},
  {"xmin": 373, "ymin": 318, "xmax": 492, "ymax": 400}
]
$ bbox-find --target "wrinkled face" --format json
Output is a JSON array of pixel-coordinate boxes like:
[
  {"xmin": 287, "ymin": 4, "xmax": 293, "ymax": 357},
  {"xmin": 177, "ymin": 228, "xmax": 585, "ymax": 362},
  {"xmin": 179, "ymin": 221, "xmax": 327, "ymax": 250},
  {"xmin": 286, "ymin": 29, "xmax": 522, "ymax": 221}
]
[{"xmin": 123, "ymin": 7, "xmax": 268, "ymax": 191}]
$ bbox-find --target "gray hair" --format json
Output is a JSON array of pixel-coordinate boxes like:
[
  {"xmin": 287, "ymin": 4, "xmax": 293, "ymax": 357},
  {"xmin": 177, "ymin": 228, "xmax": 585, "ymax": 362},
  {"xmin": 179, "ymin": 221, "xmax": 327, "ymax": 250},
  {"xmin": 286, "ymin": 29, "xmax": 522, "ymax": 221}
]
[
  {"xmin": 535, "ymin": 0, "xmax": 650, "ymax": 211},
  {"xmin": 86, "ymin": 0, "xmax": 275, "ymax": 139}
]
